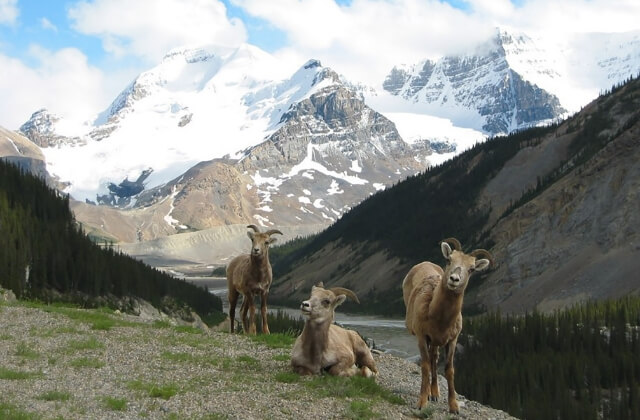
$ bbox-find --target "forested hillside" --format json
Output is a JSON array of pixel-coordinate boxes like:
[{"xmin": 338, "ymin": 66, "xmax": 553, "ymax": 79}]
[
  {"xmin": 270, "ymin": 75, "xmax": 640, "ymax": 316},
  {"xmin": 457, "ymin": 296, "xmax": 640, "ymax": 419},
  {"xmin": 0, "ymin": 160, "xmax": 222, "ymax": 317}
]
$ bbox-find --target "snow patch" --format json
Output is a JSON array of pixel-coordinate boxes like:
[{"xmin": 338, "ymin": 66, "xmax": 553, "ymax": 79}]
[
  {"xmin": 6, "ymin": 137, "xmax": 22, "ymax": 155},
  {"xmin": 327, "ymin": 180, "xmax": 343, "ymax": 195},
  {"xmin": 253, "ymin": 214, "xmax": 271, "ymax": 227}
]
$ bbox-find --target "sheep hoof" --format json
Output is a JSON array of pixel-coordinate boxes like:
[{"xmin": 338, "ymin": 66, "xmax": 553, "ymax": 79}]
[
  {"xmin": 449, "ymin": 401, "xmax": 460, "ymax": 414},
  {"xmin": 429, "ymin": 395, "xmax": 438, "ymax": 402},
  {"xmin": 362, "ymin": 366, "xmax": 377, "ymax": 379}
]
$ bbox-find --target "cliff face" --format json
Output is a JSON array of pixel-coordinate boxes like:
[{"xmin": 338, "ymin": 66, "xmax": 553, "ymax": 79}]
[{"xmin": 473, "ymin": 99, "xmax": 640, "ymax": 313}]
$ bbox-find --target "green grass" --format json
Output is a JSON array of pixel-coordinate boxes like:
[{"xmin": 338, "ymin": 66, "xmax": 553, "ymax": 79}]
[
  {"xmin": 0, "ymin": 402, "xmax": 39, "ymax": 420},
  {"xmin": 15, "ymin": 342, "xmax": 39, "ymax": 359},
  {"xmin": 152, "ymin": 320, "xmax": 171, "ymax": 329},
  {"xmin": 235, "ymin": 355, "xmax": 259, "ymax": 368},
  {"xmin": 23, "ymin": 302, "xmax": 135, "ymax": 330},
  {"xmin": 0, "ymin": 368, "xmax": 42, "ymax": 380},
  {"xmin": 347, "ymin": 400, "xmax": 376, "ymax": 419},
  {"xmin": 63, "ymin": 336, "xmax": 104, "ymax": 353},
  {"xmin": 0, "ymin": 333, "xmax": 12, "ymax": 340},
  {"xmin": 173, "ymin": 325, "xmax": 203, "ymax": 334},
  {"xmin": 274, "ymin": 371, "xmax": 300, "ymax": 383},
  {"xmin": 37, "ymin": 390, "xmax": 71, "ymax": 402},
  {"xmin": 69, "ymin": 357, "xmax": 105, "ymax": 369},
  {"xmin": 101, "ymin": 396, "xmax": 127, "ymax": 411},
  {"xmin": 127, "ymin": 380, "xmax": 179, "ymax": 400},
  {"xmin": 305, "ymin": 375, "xmax": 405, "ymax": 405},
  {"xmin": 90, "ymin": 318, "xmax": 116, "ymax": 330},
  {"xmin": 249, "ymin": 332, "xmax": 297, "ymax": 349}
]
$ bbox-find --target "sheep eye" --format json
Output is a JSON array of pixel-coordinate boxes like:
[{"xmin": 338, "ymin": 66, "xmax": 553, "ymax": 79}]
[
  {"xmin": 468, "ymin": 267, "xmax": 475, "ymax": 273},
  {"xmin": 322, "ymin": 299, "xmax": 330, "ymax": 306}
]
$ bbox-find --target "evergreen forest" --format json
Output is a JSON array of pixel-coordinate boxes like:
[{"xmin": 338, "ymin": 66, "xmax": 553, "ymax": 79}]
[
  {"xmin": 0, "ymin": 160, "xmax": 222, "ymax": 318},
  {"xmin": 456, "ymin": 297, "xmax": 640, "ymax": 420}
]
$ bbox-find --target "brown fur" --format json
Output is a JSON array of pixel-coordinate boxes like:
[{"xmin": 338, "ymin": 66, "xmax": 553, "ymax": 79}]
[
  {"xmin": 226, "ymin": 225, "xmax": 281, "ymax": 335},
  {"xmin": 402, "ymin": 238, "xmax": 492, "ymax": 413},
  {"xmin": 291, "ymin": 284, "xmax": 378, "ymax": 377}
]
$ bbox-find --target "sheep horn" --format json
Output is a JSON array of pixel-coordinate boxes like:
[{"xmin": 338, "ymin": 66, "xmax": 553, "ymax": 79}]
[
  {"xmin": 265, "ymin": 229, "xmax": 283, "ymax": 236},
  {"xmin": 247, "ymin": 224, "xmax": 261, "ymax": 233},
  {"xmin": 329, "ymin": 287, "xmax": 360, "ymax": 304},
  {"xmin": 470, "ymin": 249, "xmax": 494, "ymax": 267},
  {"xmin": 441, "ymin": 237, "xmax": 462, "ymax": 251}
]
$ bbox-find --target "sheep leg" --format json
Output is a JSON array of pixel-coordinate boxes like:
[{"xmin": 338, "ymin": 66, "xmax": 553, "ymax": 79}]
[
  {"xmin": 417, "ymin": 336, "xmax": 432, "ymax": 409},
  {"xmin": 260, "ymin": 291, "xmax": 270, "ymax": 335},
  {"xmin": 429, "ymin": 346, "xmax": 439, "ymax": 401},
  {"xmin": 327, "ymin": 356, "xmax": 359, "ymax": 377},
  {"xmin": 248, "ymin": 295, "xmax": 257, "ymax": 335},
  {"xmin": 228, "ymin": 288, "xmax": 239, "ymax": 333},
  {"xmin": 354, "ymin": 342, "xmax": 378, "ymax": 377},
  {"xmin": 240, "ymin": 295, "xmax": 251, "ymax": 334},
  {"xmin": 444, "ymin": 338, "xmax": 459, "ymax": 414},
  {"xmin": 292, "ymin": 364, "xmax": 315, "ymax": 376}
]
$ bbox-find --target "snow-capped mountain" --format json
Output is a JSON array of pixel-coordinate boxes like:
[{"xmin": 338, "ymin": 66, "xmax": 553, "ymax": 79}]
[
  {"xmin": 16, "ymin": 48, "xmax": 447, "ymax": 246},
  {"xmin": 381, "ymin": 31, "xmax": 567, "ymax": 134},
  {"xmin": 379, "ymin": 29, "xmax": 640, "ymax": 135},
  {"xmin": 13, "ymin": 29, "xmax": 640, "ymax": 262},
  {"xmin": 116, "ymin": 58, "xmax": 435, "ymax": 237}
]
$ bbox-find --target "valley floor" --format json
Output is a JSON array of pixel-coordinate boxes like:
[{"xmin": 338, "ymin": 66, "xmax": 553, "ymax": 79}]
[{"xmin": 0, "ymin": 301, "xmax": 516, "ymax": 419}]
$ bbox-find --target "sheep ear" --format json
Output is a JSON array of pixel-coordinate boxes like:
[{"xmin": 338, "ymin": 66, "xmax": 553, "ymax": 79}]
[
  {"xmin": 316, "ymin": 282, "xmax": 324, "ymax": 288},
  {"xmin": 334, "ymin": 295, "xmax": 347, "ymax": 307},
  {"xmin": 247, "ymin": 231, "xmax": 255, "ymax": 240},
  {"xmin": 441, "ymin": 242, "xmax": 453, "ymax": 259},
  {"xmin": 474, "ymin": 259, "xmax": 490, "ymax": 272},
  {"xmin": 268, "ymin": 237, "xmax": 278, "ymax": 245}
]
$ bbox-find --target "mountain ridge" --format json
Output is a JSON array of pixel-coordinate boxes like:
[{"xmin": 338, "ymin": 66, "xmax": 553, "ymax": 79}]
[{"xmin": 268, "ymin": 76, "xmax": 640, "ymax": 316}]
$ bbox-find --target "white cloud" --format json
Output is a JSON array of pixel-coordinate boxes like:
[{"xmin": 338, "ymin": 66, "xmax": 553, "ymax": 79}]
[
  {"xmin": 234, "ymin": 0, "xmax": 640, "ymax": 86},
  {"xmin": 0, "ymin": 46, "xmax": 127, "ymax": 129},
  {"xmin": 0, "ymin": 0, "xmax": 18, "ymax": 25},
  {"xmin": 68, "ymin": 0, "xmax": 248, "ymax": 63},
  {"xmin": 40, "ymin": 17, "xmax": 58, "ymax": 32}
]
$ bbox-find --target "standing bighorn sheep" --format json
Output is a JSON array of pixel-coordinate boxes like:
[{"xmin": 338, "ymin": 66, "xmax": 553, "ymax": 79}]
[
  {"xmin": 226, "ymin": 224, "xmax": 282, "ymax": 335},
  {"xmin": 291, "ymin": 282, "xmax": 378, "ymax": 377},
  {"xmin": 403, "ymin": 238, "xmax": 492, "ymax": 413}
]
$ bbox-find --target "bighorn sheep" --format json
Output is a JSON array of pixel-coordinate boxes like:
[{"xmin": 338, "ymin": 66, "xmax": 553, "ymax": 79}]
[
  {"xmin": 226, "ymin": 224, "xmax": 282, "ymax": 335},
  {"xmin": 403, "ymin": 238, "xmax": 492, "ymax": 413},
  {"xmin": 291, "ymin": 283, "xmax": 378, "ymax": 377}
]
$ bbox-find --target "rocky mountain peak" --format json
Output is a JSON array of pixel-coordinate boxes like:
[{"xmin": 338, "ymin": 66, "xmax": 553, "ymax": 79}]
[
  {"xmin": 381, "ymin": 30, "xmax": 566, "ymax": 134},
  {"xmin": 19, "ymin": 109, "xmax": 83, "ymax": 148}
]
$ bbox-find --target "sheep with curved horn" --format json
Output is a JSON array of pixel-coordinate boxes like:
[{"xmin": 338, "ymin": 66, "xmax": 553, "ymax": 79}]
[
  {"xmin": 402, "ymin": 237, "xmax": 493, "ymax": 413},
  {"xmin": 226, "ymin": 224, "xmax": 283, "ymax": 334},
  {"xmin": 291, "ymin": 282, "xmax": 377, "ymax": 377}
]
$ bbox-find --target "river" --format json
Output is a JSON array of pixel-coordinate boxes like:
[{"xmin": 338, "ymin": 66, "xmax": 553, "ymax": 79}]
[{"xmin": 185, "ymin": 276, "xmax": 419, "ymax": 360}]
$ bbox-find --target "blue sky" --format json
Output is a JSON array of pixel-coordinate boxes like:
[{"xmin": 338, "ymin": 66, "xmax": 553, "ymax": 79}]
[{"xmin": 0, "ymin": 0, "xmax": 638, "ymax": 129}]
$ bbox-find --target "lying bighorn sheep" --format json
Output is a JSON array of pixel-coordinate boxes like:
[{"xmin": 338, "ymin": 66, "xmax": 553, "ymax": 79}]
[
  {"xmin": 226, "ymin": 224, "xmax": 282, "ymax": 335},
  {"xmin": 403, "ymin": 238, "xmax": 492, "ymax": 413},
  {"xmin": 291, "ymin": 283, "xmax": 378, "ymax": 377}
]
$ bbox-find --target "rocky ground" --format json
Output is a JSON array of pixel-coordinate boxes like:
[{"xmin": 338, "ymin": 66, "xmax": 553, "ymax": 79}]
[{"xmin": 0, "ymin": 294, "xmax": 517, "ymax": 419}]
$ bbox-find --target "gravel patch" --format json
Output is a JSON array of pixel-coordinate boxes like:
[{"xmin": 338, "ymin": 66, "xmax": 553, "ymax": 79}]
[{"xmin": 0, "ymin": 302, "xmax": 518, "ymax": 419}]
